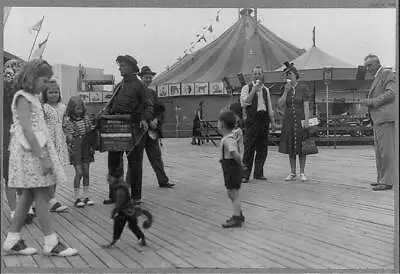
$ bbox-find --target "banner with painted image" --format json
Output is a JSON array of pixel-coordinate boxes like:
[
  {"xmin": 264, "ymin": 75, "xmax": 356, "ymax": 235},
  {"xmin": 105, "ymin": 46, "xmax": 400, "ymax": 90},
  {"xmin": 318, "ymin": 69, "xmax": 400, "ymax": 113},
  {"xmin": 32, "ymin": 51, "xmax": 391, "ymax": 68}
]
[
  {"xmin": 169, "ymin": 83, "xmax": 181, "ymax": 96},
  {"xmin": 209, "ymin": 81, "xmax": 225, "ymax": 95},
  {"xmin": 194, "ymin": 82, "xmax": 209, "ymax": 96},
  {"xmin": 158, "ymin": 85, "xmax": 169, "ymax": 97},
  {"xmin": 89, "ymin": 91, "xmax": 102, "ymax": 103},
  {"xmin": 181, "ymin": 83, "xmax": 195, "ymax": 96},
  {"xmin": 102, "ymin": 91, "xmax": 113, "ymax": 103},
  {"xmin": 78, "ymin": 92, "xmax": 90, "ymax": 104}
]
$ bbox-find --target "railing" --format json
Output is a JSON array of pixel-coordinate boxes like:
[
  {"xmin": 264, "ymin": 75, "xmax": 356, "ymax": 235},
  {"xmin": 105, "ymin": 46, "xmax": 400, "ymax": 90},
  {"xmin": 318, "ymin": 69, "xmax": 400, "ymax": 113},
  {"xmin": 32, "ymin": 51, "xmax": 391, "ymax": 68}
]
[{"xmin": 160, "ymin": 116, "xmax": 374, "ymax": 147}]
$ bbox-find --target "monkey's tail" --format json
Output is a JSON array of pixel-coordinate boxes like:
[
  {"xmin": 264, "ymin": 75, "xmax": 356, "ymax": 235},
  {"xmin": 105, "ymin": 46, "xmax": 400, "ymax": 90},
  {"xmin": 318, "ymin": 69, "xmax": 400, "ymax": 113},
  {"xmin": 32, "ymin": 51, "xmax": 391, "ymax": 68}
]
[{"xmin": 141, "ymin": 209, "xmax": 153, "ymax": 229}]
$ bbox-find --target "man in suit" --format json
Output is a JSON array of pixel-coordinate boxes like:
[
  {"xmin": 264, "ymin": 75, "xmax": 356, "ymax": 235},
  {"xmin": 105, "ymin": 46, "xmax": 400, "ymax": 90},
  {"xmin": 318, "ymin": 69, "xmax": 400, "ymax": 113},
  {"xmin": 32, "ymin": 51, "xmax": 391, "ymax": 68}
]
[
  {"xmin": 138, "ymin": 66, "xmax": 174, "ymax": 188},
  {"xmin": 240, "ymin": 66, "xmax": 276, "ymax": 183},
  {"xmin": 361, "ymin": 54, "xmax": 396, "ymax": 191},
  {"xmin": 102, "ymin": 55, "xmax": 153, "ymax": 204}
]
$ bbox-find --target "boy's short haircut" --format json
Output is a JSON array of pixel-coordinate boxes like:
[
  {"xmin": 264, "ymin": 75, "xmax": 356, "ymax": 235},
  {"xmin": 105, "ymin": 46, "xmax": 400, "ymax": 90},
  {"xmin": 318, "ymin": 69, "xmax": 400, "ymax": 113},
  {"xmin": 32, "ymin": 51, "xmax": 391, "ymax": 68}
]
[{"xmin": 218, "ymin": 110, "xmax": 237, "ymax": 130}]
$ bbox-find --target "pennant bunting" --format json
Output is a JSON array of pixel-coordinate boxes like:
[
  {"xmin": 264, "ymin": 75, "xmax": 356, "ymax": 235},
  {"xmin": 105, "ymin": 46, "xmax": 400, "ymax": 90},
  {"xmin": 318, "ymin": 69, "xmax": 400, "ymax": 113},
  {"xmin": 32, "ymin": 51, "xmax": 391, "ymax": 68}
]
[
  {"xmin": 29, "ymin": 17, "xmax": 44, "ymax": 34},
  {"xmin": 30, "ymin": 33, "xmax": 49, "ymax": 59}
]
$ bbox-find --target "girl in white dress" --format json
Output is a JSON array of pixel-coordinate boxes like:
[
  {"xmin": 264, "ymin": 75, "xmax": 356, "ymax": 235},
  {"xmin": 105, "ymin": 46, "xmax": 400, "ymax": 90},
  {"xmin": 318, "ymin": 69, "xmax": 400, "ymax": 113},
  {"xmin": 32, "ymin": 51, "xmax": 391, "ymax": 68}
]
[
  {"xmin": 41, "ymin": 79, "xmax": 69, "ymax": 212},
  {"xmin": 2, "ymin": 59, "xmax": 77, "ymax": 256}
]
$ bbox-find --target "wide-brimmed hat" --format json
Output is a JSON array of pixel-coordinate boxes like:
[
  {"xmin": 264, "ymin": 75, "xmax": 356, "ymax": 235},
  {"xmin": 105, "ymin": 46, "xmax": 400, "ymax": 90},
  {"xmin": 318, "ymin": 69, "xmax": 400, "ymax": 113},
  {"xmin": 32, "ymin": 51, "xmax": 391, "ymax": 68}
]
[
  {"xmin": 283, "ymin": 61, "xmax": 299, "ymax": 78},
  {"xmin": 139, "ymin": 66, "xmax": 156, "ymax": 77},
  {"xmin": 116, "ymin": 55, "xmax": 139, "ymax": 73}
]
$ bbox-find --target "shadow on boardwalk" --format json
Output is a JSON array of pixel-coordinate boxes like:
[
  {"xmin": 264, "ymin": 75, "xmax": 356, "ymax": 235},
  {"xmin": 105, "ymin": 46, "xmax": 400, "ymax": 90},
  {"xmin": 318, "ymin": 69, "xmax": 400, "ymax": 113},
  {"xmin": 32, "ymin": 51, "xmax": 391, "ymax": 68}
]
[{"xmin": 1, "ymin": 139, "xmax": 395, "ymax": 273}]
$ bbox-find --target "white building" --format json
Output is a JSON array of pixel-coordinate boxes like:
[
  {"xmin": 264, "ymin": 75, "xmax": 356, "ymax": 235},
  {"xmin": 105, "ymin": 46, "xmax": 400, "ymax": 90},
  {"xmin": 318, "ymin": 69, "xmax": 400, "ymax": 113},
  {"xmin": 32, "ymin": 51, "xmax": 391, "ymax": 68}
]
[{"xmin": 52, "ymin": 64, "xmax": 114, "ymax": 104}]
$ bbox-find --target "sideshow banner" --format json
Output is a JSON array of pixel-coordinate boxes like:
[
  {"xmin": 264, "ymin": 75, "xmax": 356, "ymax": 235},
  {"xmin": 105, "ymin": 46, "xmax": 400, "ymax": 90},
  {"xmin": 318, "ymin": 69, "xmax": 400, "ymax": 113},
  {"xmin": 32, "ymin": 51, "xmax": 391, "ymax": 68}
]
[
  {"xmin": 181, "ymin": 83, "xmax": 195, "ymax": 96},
  {"xmin": 194, "ymin": 82, "xmax": 209, "ymax": 96},
  {"xmin": 78, "ymin": 92, "xmax": 90, "ymax": 103},
  {"xmin": 169, "ymin": 84, "xmax": 181, "ymax": 96},
  {"xmin": 89, "ymin": 91, "xmax": 102, "ymax": 103},
  {"xmin": 158, "ymin": 85, "xmax": 169, "ymax": 97},
  {"xmin": 102, "ymin": 91, "xmax": 113, "ymax": 103},
  {"xmin": 209, "ymin": 81, "xmax": 225, "ymax": 95}
]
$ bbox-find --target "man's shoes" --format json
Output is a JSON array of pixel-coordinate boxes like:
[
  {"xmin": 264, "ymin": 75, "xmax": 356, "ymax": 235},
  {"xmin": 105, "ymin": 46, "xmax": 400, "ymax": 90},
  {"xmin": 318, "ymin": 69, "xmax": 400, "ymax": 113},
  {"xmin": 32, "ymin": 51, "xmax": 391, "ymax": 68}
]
[
  {"xmin": 24, "ymin": 213, "xmax": 35, "ymax": 225},
  {"xmin": 222, "ymin": 216, "xmax": 242, "ymax": 228},
  {"xmin": 159, "ymin": 182, "xmax": 175, "ymax": 188},
  {"xmin": 370, "ymin": 182, "xmax": 379, "ymax": 186},
  {"xmin": 254, "ymin": 176, "xmax": 267, "ymax": 181},
  {"xmin": 103, "ymin": 199, "xmax": 115, "ymax": 205},
  {"xmin": 372, "ymin": 184, "xmax": 393, "ymax": 191}
]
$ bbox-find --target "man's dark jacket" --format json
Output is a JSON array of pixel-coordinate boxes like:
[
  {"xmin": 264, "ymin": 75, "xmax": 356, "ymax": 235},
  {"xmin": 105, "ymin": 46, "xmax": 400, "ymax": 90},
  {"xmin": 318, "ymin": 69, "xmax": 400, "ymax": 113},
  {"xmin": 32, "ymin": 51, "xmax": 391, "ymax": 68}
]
[
  {"xmin": 146, "ymin": 87, "xmax": 166, "ymax": 138},
  {"xmin": 107, "ymin": 74, "xmax": 153, "ymax": 122}
]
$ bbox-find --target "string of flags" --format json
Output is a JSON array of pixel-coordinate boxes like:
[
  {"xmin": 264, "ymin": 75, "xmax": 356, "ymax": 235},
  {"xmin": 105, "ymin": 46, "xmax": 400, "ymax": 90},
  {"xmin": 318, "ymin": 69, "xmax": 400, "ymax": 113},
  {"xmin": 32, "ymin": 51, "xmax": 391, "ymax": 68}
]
[{"xmin": 183, "ymin": 8, "xmax": 223, "ymax": 56}]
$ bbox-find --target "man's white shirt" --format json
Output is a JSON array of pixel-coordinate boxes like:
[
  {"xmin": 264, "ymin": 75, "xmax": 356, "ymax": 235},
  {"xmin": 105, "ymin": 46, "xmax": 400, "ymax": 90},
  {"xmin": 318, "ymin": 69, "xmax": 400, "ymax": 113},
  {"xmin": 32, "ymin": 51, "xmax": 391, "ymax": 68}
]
[{"xmin": 240, "ymin": 82, "xmax": 267, "ymax": 112}]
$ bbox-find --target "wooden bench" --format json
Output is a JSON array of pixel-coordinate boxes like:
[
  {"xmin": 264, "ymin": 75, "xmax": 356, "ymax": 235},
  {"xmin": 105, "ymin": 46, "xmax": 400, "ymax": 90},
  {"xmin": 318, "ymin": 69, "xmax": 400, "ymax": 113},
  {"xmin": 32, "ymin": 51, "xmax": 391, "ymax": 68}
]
[{"xmin": 199, "ymin": 120, "xmax": 222, "ymax": 146}]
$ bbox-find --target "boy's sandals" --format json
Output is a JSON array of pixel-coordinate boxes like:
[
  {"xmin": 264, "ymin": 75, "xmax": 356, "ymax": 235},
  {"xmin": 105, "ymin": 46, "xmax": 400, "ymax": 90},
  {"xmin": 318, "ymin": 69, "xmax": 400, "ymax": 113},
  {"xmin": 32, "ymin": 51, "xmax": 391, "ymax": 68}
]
[
  {"xmin": 3, "ymin": 239, "xmax": 37, "ymax": 255},
  {"xmin": 50, "ymin": 202, "xmax": 68, "ymax": 212},
  {"xmin": 43, "ymin": 240, "xmax": 78, "ymax": 257}
]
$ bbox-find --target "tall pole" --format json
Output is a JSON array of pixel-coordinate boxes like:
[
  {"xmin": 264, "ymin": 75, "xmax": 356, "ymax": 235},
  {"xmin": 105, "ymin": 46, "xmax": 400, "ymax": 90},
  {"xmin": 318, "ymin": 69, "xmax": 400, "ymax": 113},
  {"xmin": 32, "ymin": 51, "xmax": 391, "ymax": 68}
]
[
  {"xmin": 28, "ymin": 16, "xmax": 44, "ymax": 60},
  {"xmin": 325, "ymin": 80, "xmax": 329, "ymax": 136}
]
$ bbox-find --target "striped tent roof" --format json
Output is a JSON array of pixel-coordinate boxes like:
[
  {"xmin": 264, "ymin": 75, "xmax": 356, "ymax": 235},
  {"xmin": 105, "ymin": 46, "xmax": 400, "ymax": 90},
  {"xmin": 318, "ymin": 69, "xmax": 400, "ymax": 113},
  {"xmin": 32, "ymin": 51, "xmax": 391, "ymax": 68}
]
[
  {"xmin": 152, "ymin": 10, "xmax": 305, "ymax": 86},
  {"xmin": 275, "ymin": 45, "xmax": 355, "ymax": 71}
]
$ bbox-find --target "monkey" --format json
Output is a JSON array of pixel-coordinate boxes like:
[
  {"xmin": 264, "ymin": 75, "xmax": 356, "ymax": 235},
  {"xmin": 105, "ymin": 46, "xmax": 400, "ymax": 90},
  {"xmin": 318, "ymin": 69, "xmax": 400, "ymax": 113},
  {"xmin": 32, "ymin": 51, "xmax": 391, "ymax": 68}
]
[{"xmin": 102, "ymin": 175, "xmax": 153, "ymax": 248}]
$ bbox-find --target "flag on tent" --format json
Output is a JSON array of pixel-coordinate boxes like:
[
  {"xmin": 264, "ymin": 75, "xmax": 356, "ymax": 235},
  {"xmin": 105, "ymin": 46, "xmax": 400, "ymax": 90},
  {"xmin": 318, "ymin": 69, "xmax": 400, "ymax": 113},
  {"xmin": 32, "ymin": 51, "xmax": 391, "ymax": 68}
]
[
  {"xmin": 30, "ymin": 33, "xmax": 49, "ymax": 59},
  {"xmin": 3, "ymin": 7, "xmax": 11, "ymax": 25},
  {"xmin": 29, "ymin": 17, "xmax": 44, "ymax": 34}
]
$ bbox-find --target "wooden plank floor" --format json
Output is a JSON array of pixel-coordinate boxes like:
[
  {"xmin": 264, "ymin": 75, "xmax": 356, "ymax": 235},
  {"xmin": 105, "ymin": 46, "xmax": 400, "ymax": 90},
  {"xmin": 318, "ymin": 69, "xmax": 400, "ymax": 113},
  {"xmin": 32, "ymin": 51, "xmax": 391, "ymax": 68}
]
[{"xmin": 1, "ymin": 139, "xmax": 395, "ymax": 273}]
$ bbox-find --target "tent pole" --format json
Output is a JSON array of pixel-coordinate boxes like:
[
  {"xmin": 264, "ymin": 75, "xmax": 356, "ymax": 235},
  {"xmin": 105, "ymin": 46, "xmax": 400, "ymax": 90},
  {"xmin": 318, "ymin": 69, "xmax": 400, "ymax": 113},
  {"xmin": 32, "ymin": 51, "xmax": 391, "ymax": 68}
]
[
  {"xmin": 313, "ymin": 81, "xmax": 317, "ymax": 115},
  {"xmin": 325, "ymin": 80, "xmax": 329, "ymax": 136}
]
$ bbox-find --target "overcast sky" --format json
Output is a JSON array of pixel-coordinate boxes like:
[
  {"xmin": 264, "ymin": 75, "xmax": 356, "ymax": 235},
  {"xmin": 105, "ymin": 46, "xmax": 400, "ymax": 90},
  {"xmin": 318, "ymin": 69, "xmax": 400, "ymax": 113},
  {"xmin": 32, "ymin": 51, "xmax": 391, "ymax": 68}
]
[{"xmin": 4, "ymin": 7, "xmax": 396, "ymax": 81}]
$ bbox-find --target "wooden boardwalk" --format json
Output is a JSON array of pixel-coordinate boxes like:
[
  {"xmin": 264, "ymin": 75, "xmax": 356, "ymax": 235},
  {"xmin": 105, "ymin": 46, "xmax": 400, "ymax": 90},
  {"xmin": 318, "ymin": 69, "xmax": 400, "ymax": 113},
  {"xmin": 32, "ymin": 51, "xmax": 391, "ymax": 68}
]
[{"xmin": 1, "ymin": 139, "xmax": 395, "ymax": 273}]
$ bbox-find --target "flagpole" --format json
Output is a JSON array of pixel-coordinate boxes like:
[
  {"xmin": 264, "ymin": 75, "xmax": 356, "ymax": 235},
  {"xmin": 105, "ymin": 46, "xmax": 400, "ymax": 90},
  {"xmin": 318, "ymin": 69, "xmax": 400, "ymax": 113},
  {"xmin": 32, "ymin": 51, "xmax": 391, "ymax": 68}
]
[{"xmin": 28, "ymin": 16, "xmax": 44, "ymax": 60}]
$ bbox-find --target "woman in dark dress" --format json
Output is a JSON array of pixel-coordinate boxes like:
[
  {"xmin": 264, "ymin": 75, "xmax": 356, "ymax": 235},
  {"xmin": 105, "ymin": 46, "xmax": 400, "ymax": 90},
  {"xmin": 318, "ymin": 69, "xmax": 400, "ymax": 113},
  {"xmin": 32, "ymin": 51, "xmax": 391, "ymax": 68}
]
[
  {"xmin": 278, "ymin": 62, "xmax": 312, "ymax": 182},
  {"xmin": 191, "ymin": 101, "xmax": 204, "ymax": 145}
]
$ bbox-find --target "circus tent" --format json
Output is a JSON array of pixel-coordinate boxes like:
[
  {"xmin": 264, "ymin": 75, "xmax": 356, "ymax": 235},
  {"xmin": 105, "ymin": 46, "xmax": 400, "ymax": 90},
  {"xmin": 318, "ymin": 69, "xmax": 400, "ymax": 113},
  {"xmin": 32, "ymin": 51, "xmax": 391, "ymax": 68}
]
[
  {"xmin": 153, "ymin": 8, "xmax": 305, "ymax": 98},
  {"xmin": 275, "ymin": 45, "xmax": 355, "ymax": 71}
]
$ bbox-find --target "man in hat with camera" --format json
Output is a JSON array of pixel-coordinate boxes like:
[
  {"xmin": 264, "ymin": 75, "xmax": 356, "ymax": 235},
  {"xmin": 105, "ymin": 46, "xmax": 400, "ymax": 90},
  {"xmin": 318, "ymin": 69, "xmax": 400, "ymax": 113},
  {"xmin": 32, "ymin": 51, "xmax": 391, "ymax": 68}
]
[
  {"xmin": 240, "ymin": 65, "xmax": 276, "ymax": 183},
  {"xmin": 137, "ymin": 66, "xmax": 174, "ymax": 188},
  {"xmin": 102, "ymin": 55, "xmax": 153, "ymax": 204}
]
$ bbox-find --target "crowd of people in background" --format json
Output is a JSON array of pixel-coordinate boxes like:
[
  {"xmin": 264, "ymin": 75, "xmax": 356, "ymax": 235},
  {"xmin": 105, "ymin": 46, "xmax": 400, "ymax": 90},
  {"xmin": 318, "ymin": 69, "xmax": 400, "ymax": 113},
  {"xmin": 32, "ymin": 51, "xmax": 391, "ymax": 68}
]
[{"xmin": 1, "ymin": 53, "xmax": 396, "ymax": 255}]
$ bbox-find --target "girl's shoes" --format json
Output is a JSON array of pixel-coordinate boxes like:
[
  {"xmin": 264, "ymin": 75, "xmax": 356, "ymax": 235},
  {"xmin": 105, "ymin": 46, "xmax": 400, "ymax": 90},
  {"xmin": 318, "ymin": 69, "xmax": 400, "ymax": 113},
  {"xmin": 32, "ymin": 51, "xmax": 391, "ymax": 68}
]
[
  {"xmin": 43, "ymin": 239, "xmax": 78, "ymax": 257},
  {"xmin": 3, "ymin": 239, "xmax": 37, "ymax": 255},
  {"xmin": 285, "ymin": 173, "xmax": 296, "ymax": 181},
  {"xmin": 83, "ymin": 198, "xmax": 94, "ymax": 206},
  {"xmin": 74, "ymin": 199, "xmax": 85, "ymax": 208},
  {"xmin": 50, "ymin": 202, "xmax": 68, "ymax": 212}
]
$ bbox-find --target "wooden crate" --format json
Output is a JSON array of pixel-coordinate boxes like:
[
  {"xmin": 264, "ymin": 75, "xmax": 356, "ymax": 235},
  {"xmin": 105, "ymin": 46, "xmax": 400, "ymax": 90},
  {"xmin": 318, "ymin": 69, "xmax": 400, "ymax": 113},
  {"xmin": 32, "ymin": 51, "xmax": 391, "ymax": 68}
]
[{"xmin": 98, "ymin": 115, "xmax": 133, "ymax": 151}]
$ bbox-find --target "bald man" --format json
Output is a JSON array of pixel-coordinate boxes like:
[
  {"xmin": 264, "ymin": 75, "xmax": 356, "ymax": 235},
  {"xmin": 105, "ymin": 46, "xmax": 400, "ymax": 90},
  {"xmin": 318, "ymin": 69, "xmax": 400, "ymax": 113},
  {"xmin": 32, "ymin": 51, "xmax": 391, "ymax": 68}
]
[{"xmin": 361, "ymin": 54, "xmax": 396, "ymax": 191}]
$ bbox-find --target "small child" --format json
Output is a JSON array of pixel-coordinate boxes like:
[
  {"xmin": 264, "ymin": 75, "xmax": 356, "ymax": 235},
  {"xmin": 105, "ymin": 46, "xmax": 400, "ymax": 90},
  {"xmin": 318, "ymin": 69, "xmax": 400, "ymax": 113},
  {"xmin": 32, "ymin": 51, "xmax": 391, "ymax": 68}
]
[
  {"xmin": 42, "ymin": 79, "xmax": 69, "ymax": 212},
  {"xmin": 62, "ymin": 96, "xmax": 97, "ymax": 208},
  {"xmin": 217, "ymin": 110, "xmax": 245, "ymax": 228}
]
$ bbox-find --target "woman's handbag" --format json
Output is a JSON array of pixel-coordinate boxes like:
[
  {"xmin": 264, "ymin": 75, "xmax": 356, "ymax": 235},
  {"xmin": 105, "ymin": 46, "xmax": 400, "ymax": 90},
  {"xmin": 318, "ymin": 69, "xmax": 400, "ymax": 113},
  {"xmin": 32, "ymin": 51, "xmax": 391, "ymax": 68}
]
[
  {"xmin": 301, "ymin": 138, "xmax": 318, "ymax": 155},
  {"xmin": 301, "ymin": 128, "xmax": 318, "ymax": 155}
]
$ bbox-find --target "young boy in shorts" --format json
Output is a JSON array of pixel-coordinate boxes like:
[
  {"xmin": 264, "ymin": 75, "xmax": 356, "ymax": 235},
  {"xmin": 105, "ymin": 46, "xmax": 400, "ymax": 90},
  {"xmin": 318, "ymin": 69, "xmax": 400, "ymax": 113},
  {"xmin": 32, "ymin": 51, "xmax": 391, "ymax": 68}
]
[{"xmin": 217, "ymin": 110, "xmax": 245, "ymax": 228}]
